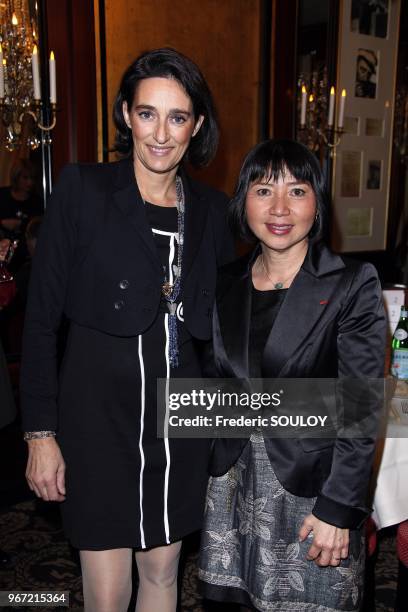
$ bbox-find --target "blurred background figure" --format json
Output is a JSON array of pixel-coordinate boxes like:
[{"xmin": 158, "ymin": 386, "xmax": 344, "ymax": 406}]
[
  {"xmin": 0, "ymin": 218, "xmax": 42, "ymax": 355},
  {"xmin": 0, "ymin": 159, "xmax": 43, "ymax": 274}
]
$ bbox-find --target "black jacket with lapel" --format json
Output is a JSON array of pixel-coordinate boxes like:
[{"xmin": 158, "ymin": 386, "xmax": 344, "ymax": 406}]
[
  {"xmin": 209, "ymin": 242, "xmax": 386, "ymax": 529},
  {"xmin": 20, "ymin": 158, "xmax": 234, "ymax": 431}
]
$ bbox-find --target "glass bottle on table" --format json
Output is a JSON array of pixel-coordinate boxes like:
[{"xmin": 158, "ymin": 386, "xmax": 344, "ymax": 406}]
[{"xmin": 391, "ymin": 306, "xmax": 408, "ymax": 380}]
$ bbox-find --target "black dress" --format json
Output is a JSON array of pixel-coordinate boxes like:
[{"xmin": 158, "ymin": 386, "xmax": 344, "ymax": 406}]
[{"xmin": 58, "ymin": 202, "xmax": 210, "ymax": 550}]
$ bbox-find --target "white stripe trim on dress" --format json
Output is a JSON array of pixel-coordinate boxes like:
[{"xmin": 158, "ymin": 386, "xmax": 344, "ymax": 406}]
[
  {"xmin": 152, "ymin": 227, "xmax": 179, "ymax": 241},
  {"xmin": 138, "ymin": 334, "xmax": 146, "ymax": 549},
  {"xmin": 164, "ymin": 314, "xmax": 171, "ymax": 544},
  {"xmin": 163, "ymin": 231, "xmax": 175, "ymax": 545}
]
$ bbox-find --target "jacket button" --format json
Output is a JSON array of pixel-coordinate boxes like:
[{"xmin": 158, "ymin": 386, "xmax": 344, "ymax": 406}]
[
  {"xmin": 119, "ymin": 279, "xmax": 129, "ymax": 290},
  {"xmin": 114, "ymin": 300, "xmax": 124, "ymax": 310},
  {"xmin": 202, "ymin": 289, "xmax": 209, "ymax": 296}
]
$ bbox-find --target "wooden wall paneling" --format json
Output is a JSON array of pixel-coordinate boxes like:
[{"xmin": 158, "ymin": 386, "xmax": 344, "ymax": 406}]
[
  {"xmin": 271, "ymin": 0, "xmax": 298, "ymax": 139},
  {"xmin": 46, "ymin": 0, "xmax": 97, "ymax": 180},
  {"xmin": 259, "ymin": 0, "xmax": 273, "ymax": 141},
  {"xmin": 45, "ymin": 0, "xmax": 75, "ymax": 177},
  {"xmin": 70, "ymin": 0, "xmax": 97, "ymax": 164},
  {"xmin": 101, "ymin": 0, "xmax": 262, "ymax": 195}
]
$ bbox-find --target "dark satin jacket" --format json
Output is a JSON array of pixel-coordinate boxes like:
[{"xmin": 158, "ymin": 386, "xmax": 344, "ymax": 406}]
[
  {"xmin": 20, "ymin": 158, "xmax": 234, "ymax": 432},
  {"xmin": 209, "ymin": 243, "xmax": 386, "ymax": 529}
]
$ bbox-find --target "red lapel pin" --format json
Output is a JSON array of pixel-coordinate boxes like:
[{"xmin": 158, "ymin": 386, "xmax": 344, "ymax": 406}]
[{"xmin": 319, "ymin": 299, "xmax": 329, "ymax": 305}]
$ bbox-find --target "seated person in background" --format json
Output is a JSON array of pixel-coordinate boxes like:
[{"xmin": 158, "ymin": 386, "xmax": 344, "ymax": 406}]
[
  {"xmin": 0, "ymin": 159, "xmax": 43, "ymax": 273},
  {"xmin": 0, "ymin": 218, "xmax": 42, "ymax": 354},
  {"xmin": 0, "ymin": 239, "xmax": 16, "ymax": 313}
]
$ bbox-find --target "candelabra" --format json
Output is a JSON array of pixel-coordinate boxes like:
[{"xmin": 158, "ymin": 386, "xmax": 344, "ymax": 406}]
[
  {"xmin": 0, "ymin": 0, "xmax": 56, "ymax": 151},
  {"xmin": 296, "ymin": 67, "xmax": 346, "ymax": 158}
]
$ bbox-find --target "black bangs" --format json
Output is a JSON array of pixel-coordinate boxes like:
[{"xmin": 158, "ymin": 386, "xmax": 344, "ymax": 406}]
[
  {"xmin": 247, "ymin": 141, "xmax": 319, "ymax": 187},
  {"xmin": 229, "ymin": 139, "xmax": 328, "ymax": 244}
]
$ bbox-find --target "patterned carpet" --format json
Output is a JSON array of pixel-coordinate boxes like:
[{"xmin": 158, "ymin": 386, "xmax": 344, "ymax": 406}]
[{"xmin": 0, "ymin": 499, "xmax": 399, "ymax": 611}]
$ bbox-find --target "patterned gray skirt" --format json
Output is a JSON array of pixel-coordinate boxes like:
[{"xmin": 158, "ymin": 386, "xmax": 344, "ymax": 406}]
[{"xmin": 198, "ymin": 433, "xmax": 364, "ymax": 611}]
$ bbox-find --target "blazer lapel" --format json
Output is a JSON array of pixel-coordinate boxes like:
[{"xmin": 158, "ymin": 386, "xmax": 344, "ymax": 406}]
[
  {"xmin": 111, "ymin": 162, "xmax": 208, "ymax": 279},
  {"xmin": 216, "ymin": 252, "xmax": 256, "ymax": 379},
  {"xmin": 262, "ymin": 244, "xmax": 346, "ymax": 377},
  {"xmin": 112, "ymin": 158, "xmax": 161, "ymax": 268}
]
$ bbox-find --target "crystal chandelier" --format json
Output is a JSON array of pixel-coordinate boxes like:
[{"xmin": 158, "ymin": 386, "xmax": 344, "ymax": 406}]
[{"xmin": 0, "ymin": 0, "xmax": 56, "ymax": 151}]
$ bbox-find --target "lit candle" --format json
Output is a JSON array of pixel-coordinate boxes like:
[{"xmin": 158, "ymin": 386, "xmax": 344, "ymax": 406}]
[
  {"xmin": 32, "ymin": 45, "xmax": 41, "ymax": 100},
  {"xmin": 328, "ymin": 86, "xmax": 335, "ymax": 127},
  {"xmin": 300, "ymin": 85, "xmax": 307, "ymax": 126},
  {"xmin": 49, "ymin": 51, "xmax": 56, "ymax": 104},
  {"xmin": 0, "ymin": 43, "xmax": 4, "ymax": 99},
  {"xmin": 338, "ymin": 89, "xmax": 346, "ymax": 129},
  {"xmin": 309, "ymin": 94, "xmax": 314, "ymax": 103},
  {"xmin": 3, "ymin": 59, "xmax": 7, "ymax": 96},
  {"xmin": 11, "ymin": 12, "xmax": 18, "ymax": 26}
]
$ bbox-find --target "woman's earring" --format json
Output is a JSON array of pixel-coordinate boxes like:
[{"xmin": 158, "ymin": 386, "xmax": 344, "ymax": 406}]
[{"xmin": 315, "ymin": 212, "xmax": 319, "ymax": 222}]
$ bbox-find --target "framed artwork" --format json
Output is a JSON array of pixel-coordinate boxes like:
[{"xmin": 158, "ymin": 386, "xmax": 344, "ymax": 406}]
[
  {"xmin": 331, "ymin": 0, "xmax": 400, "ymax": 252},
  {"xmin": 351, "ymin": 0, "xmax": 389, "ymax": 38}
]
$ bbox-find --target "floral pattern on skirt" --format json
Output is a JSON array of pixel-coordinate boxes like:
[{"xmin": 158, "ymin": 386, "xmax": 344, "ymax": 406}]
[{"xmin": 198, "ymin": 433, "xmax": 364, "ymax": 611}]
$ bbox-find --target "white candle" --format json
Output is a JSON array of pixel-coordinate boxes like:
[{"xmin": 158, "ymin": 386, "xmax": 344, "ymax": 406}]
[
  {"xmin": 328, "ymin": 86, "xmax": 335, "ymax": 127},
  {"xmin": 32, "ymin": 45, "xmax": 41, "ymax": 100},
  {"xmin": 300, "ymin": 85, "xmax": 307, "ymax": 126},
  {"xmin": 0, "ymin": 43, "xmax": 4, "ymax": 99},
  {"xmin": 49, "ymin": 51, "xmax": 56, "ymax": 104},
  {"xmin": 338, "ymin": 89, "xmax": 346, "ymax": 129}
]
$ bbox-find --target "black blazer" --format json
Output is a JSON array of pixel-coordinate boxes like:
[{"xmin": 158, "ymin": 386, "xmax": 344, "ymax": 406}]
[
  {"xmin": 209, "ymin": 243, "xmax": 386, "ymax": 529},
  {"xmin": 20, "ymin": 158, "xmax": 234, "ymax": 431}
]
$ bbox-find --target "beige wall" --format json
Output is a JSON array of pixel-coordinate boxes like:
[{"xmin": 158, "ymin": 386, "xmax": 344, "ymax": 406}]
[{"xmin": 98, "ymin": 0, "xmax": 262, "ymax": 195}]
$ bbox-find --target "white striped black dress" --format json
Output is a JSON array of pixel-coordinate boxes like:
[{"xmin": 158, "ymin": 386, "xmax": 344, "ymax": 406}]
[{"xmin": 57, "ymin": 202, "xmax": 210, "ymax": 550}]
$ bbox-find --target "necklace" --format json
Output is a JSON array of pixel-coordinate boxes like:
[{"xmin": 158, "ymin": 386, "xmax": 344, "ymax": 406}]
[
  {"xmin": 142, "ymin": 176, "xmax": 185, "ymax": 367},
  {"xmin": 161, "ymin": 176, "xmax": 184, "ymax": 298},
  {"xmin": 260, "ymin": 254, "xmax": 300, "ymax": 289}
]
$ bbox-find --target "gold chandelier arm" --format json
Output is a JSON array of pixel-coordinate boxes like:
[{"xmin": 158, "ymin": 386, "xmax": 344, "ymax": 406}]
[
  {"xmin": 36, "ymin": 115, "xmax": 57, "ymax": 131},
  {"xmin": 18, "ymin": 109, "xmax": 57, "ymax": 132}
]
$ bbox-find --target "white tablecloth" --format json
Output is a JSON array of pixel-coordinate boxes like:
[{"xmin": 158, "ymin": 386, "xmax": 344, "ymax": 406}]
[{"xmin": 372, "ymin": 420, "xmax": 408, "ymax": 529}]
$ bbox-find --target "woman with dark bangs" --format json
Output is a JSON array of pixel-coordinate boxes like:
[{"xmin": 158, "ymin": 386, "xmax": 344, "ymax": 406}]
[{"xmin": 198, "ymin": 139, "xmax": 386, "ymax": 611}]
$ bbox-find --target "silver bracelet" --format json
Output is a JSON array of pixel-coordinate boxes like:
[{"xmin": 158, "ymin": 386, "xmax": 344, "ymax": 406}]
[{"xmin": 23, "ymin": 431, "xmax": 56, "ymax": 441}]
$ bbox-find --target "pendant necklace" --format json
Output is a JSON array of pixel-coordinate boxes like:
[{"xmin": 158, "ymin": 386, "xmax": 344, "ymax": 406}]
[
  {"xmin": 260, "ymin": 254, "xmax": 300, "ymax": 289},
  {"xmin": 144, "ymin": 176, "xmax": 185, "ymax": 367}
]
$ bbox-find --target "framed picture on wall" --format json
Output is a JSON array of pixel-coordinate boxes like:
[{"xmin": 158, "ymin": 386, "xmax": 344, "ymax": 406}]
[
  {"xmin": 350, "ymin": 0, "xmax": 389, "ymax": 38},
  {"xmin": 331, "ymin": 0, "xmax": 400, "ymax": 252}
]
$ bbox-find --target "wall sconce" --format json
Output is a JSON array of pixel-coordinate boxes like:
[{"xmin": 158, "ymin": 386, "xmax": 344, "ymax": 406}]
[{"xmin": 296, "ymin": 67, "xmax": 346, "ymax": 157}]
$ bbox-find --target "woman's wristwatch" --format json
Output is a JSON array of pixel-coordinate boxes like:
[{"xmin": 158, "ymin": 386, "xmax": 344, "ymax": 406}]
[{"xmin": 23, "ymin": 431, "xmax": 56, "ymax": 441}]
